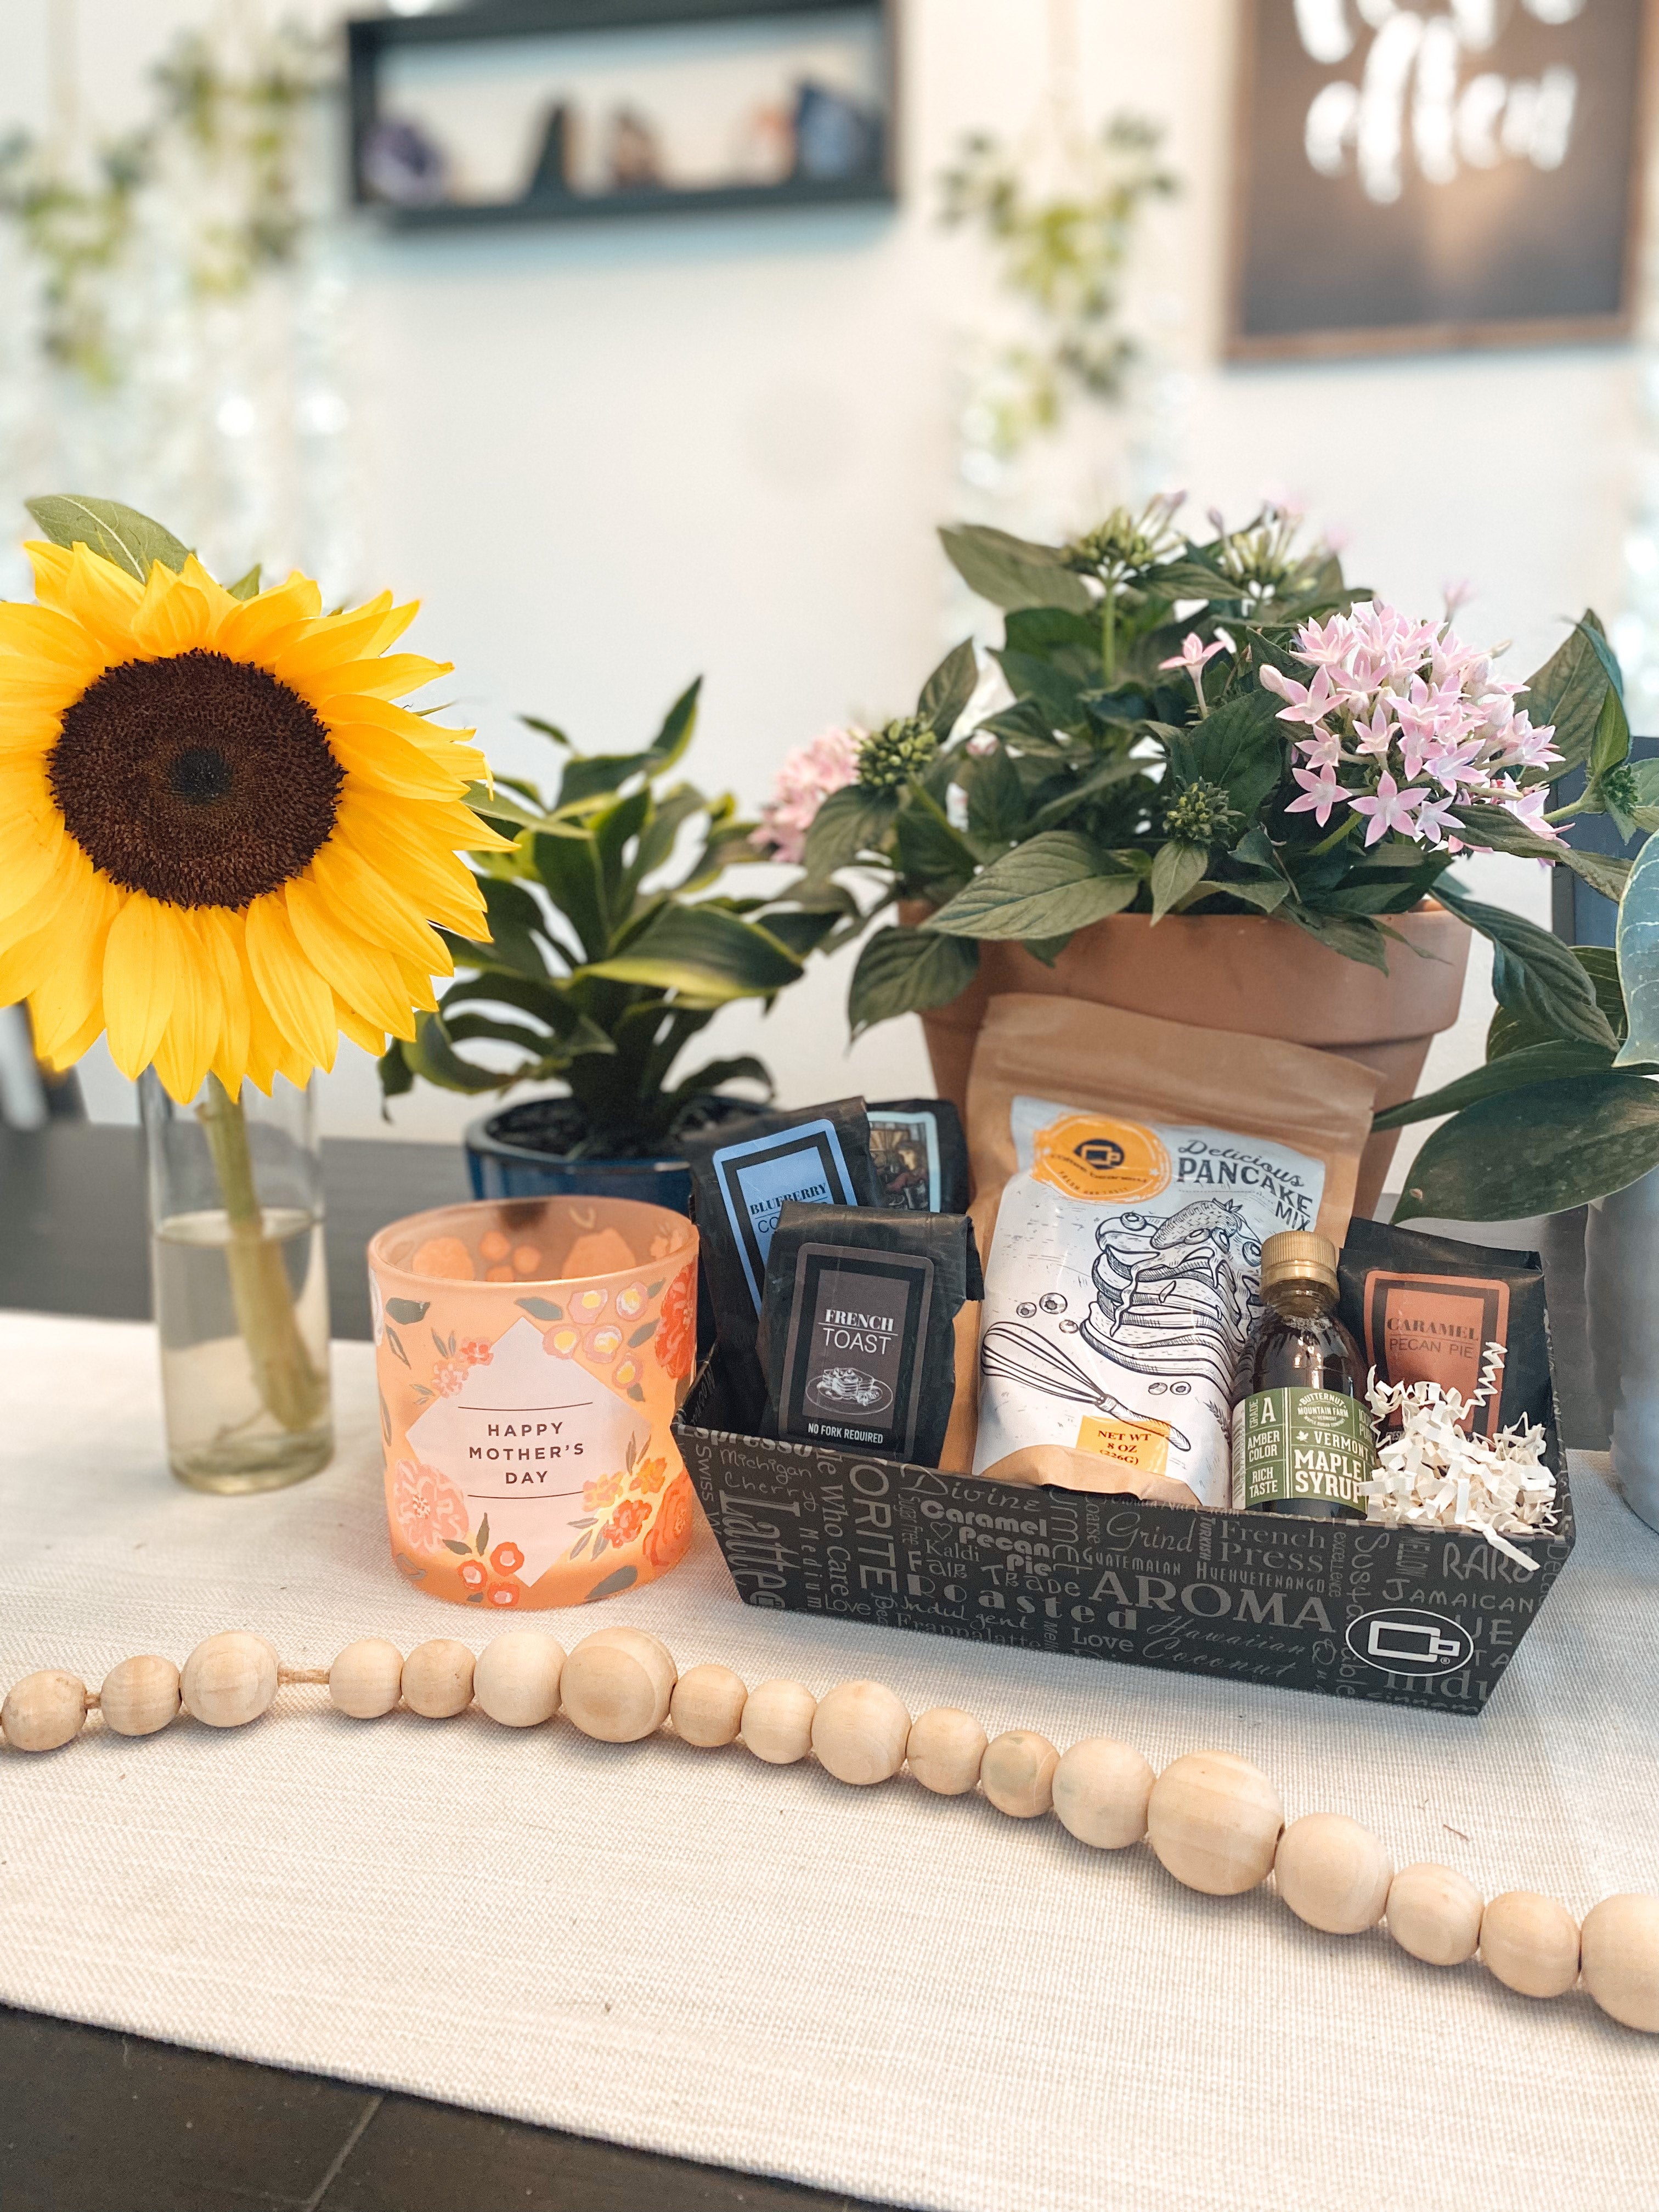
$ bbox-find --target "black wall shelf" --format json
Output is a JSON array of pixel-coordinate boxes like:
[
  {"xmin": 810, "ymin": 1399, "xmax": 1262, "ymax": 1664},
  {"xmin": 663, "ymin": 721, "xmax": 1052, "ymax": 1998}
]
[{"xmin": 347, "ymin": 0, "xmax": 897, "ymax": 233}]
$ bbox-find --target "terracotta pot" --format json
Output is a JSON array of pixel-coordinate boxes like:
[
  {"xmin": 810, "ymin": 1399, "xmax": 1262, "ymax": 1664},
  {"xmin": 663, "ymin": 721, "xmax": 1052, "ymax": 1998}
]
[{"xmin": 904, "ymin": 902, "xmax": 1471, "ymax": 1218}]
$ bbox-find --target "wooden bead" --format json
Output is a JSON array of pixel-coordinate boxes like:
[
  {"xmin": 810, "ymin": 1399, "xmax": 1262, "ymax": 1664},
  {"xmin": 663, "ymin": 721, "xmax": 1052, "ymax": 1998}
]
[
  {"xmin": 1386, "ymin": 1862, "xmax": 1484, "ymax": 1967},
  {"xmin": 906, "ymin": 1706, "xmax": 987, "ymax": 1796},
  {"xmin": 1481, "ymin": 1889, "xmax": 1580, "ymax": 1999},
  {"xmin": 811, "ymin": 1680, "xmax": 911, "ymax": 1786},
  {"xmin": 1147, "ymin": 1750, "xmax": 1284, "ymax": 1895},
  {"xmin": 1275, "ymin": 1812, "xmax": 1391, "ymax": 1934},
  {"xmin": 561, "ymin": 1628, "xmax": 676, "ymax": 1743},
  {"xmin": 2, "ymin": 1670, "xmax": 87, "ymax": 1753},
  {"xmin": 473, "ymin": 1632, "xmax": 565, "ymax": 1728},
  {"xmin": 328, "ymin": 1639, "xmax": 404, "ymax": 1721},
  {"xmin": 99, "ymin": 1656, "xmax": 180, "ymax": 1739},
  {"xmin": 980, "ymin": 1729, "xmax": 1059, "ymax": 1818},
  {"xmin": 670, "ymin": 1663, "xmax": 748, "ymax": 1747},
  {"xmin": 1051, "ymin": 1736, "xmax": 1155, "ymax": 1849},
  {"xmin": 180, "ymin": 1633, "xmax": 278, "ymax": 1730},
  {"xmin": 740, "ymin": 1679, "xmax": 816, "ymax": 1764},
  {"xmin": 401, "ymin": 1638, "xmax": 476, "ymax": 1720},
  {"xmin": 1581, "ymin": 1894, "xmax": 1659, "ymax": 2032}
]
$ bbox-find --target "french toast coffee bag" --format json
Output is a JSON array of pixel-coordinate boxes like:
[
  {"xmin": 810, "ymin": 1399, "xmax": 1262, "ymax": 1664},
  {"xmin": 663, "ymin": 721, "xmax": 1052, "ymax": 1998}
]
[
  {"xmin": 965, "ymin": 995, "xmax": 1380, "ymax": 1509},
  {"xmin": 683, "ymin": 1096, "xmax": 881, "ymax": 1432}
]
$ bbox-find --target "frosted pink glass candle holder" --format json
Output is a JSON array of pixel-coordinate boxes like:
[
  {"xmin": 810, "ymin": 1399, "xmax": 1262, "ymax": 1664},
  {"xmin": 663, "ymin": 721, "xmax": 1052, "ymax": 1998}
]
[{"xmin": 367, "ymin": 1196, "xmax": 699, "ymax": 1609}]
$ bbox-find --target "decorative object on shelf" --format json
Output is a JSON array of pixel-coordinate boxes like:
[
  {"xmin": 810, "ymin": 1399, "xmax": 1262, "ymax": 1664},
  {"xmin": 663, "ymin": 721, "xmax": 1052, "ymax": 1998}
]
[
  {"xmin": 7, "ymin": 1621, "xmax": 1656, "ymax": 2034},
  {"xmin": 367, "ymin": 1194, "xmax": 699, "ymax": 1606},
  {"xmin": 379, "ymin": 680, "xmax": 831, "ymax": 1206},
  {"xmin": 761, "ymin": 500, "xmax": 1626, "ymax": 1215},
  {"xmin": 1228, "ymin": 0, "xmax": 1647, "ymax": 358},
  {"xmin": 0, "ymin": 494, "xmax": 499, "ymax": 1489},
  {"xmin": 346, "ymin": 0, "xmax": 895, "ymax": 234}
]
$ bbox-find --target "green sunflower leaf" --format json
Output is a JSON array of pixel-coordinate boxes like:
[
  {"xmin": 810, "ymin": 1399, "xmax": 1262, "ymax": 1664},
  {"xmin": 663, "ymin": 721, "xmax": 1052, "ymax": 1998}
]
[{"xmin": 25, "ymin": 495, "xmax": 191, "ymax": 582}]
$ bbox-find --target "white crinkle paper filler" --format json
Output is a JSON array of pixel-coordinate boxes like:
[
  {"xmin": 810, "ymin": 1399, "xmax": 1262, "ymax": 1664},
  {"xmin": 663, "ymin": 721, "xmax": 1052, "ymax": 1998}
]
[{"xmin": 1361, "ymin": 1343, "xmax": 1557, "ymax": 1572}]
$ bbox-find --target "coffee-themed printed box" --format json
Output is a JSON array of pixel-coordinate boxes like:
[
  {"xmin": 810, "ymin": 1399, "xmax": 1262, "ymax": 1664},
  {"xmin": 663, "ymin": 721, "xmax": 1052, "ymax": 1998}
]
[{"xmin": 676, "ymin": 1235, "xmax": 1573, "ymax": 1714}]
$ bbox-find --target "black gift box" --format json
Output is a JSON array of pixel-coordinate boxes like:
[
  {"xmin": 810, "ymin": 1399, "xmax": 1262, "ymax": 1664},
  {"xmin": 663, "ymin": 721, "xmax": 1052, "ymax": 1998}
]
[{"xmin": 674, "ymin": 1228, "xmax": 1574, "ymax": 1714}]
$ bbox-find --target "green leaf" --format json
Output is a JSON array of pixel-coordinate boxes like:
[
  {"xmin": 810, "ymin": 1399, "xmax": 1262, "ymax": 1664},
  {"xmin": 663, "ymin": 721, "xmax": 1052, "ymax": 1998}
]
[
  {"xmin": 1211, "ymin": 876, "xmax": 1289, "ymax": 913},
  {"xmin": 403, "ymin": 1011, "xmax": 517, "ymax": 1094},
  {"xmin": 894, "ymin": 802, "xmax": 978, "ymax": 897},
  {"xmin": 1372, "ymin": 1039, "xmax": 1617, "ymax": 1130},
  {"xmin": 443, "ymin": 1539, "xmax": 472, "ymax": 1557},
  {"xmin": 1575, "ymin": 615, "xmax": 1626, "ymax": 700},
  {"xmin": 938, "ymin": 522, "xmax": 1093, "ymax": 614},
  {"xmin": 1150, "ymin": 840, "xmax": 1209, "ymax": 922},
  {"xmin": 1165, "ymin": 686, "xmax": 1284, "ymax": 820},
  {"xmin": 1027, "ymin": 752, "xmax": 1148, "ymax": 831},
  {"xmin": 917, "ymin": 638, "xmax": 979, "ymax": 741},
  {"xmin": 517, "ymin": 1297, "xmax": 564, "ymax": 1320},
  {"xmin": 532, "ymin": 826, "xmax": 610, "ymax": 961},
  {"xmin": 664, "ymin": 1053, "xmax": 773, "ymax": 1105},
  {"xmin": 475, "ymin": 876, "xmax": 549, "ymax": 979},
  {"xmin": 923, "ymin": 831, "xmax": 1139, "ymax": 940},
  {"xmin": 628, "ymin": 1321, "xmax": 658, "ymax": 1347},
  {"xmin": 1615, "ymin": 830, "xmax": 1659, "ymax": 1068},
  {"xmin": 848, "ymin": 924, "xmax": 979, "ymax": 1035},
  {"xmin": 1589, "ymin": 682, "xmax": 1632, "ymax": 788},
  {"xmin": 1434, "ymin": 878, "xmax": 1617, "ymax": 1049},
  {"xmin": 476, "ymin": 1514, "xmax": 489, "ymax": 1555},
  {"xmin": 464, "ymin": 783, "xmax": 549, "ymax": 834},
  {"xmin": 1282, "ymin": 908, "xmax": 1391, "ymax": 971},
  {"xmin": 966, "ymin": 745, "xmax": 1026, "ymax": 843},
  {"xmin": 580, "ymin": 905, "xmax": 803, "ymax": 1001},
  {"xmin": 377, "ymin": 1040, "xmax": 414, "ymax": 1099},
  {"xmin": 25, "ymin": 494, "xmax": 190, "ymax": 582},
  {"xmin": 801, "ymin": 785, "xmax": 899, "ymax": 880},
  {"xmin": 227, "ymin": 563, "xmax": 261, "ymax": 601},
  {"xmin": 1488, "ymin": 946, "xmax": 1624, "ymax": 1058},
  {"xmin": 1396, "ymin": 1074, "xmax": 1659, "ymax": 1220},
  {"xmin": 1520, "ymin": 612, "xmax": 1612, "ymax": 776}
]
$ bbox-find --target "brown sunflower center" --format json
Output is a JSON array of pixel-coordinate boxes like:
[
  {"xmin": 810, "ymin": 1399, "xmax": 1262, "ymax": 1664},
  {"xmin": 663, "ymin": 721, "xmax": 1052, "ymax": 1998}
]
[{"xmin": 49, "ymin": 649, "xmax": 343, "ymax": 910}]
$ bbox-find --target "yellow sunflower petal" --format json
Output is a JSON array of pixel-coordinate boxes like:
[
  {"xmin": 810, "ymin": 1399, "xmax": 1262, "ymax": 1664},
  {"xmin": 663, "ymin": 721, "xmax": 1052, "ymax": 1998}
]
[
  {"xmin": 131, "ymin": 565, "xmax": 213, "ymax": 660},
  {"xmin": 307, "ymin": 836, "xmax": 465, "ymax": 966},
  {"xmin": 34, "ymin": 997, "xmax": 105, "ymax": 1074},
  {"xmin": 285, "ymin": 877, "xmax": 425, "ymax": 1039},
  {"xmin": 244, "ymin": 891, "xmax": 339, "ymax": 1073},
  {"xmin": 198, "ymin": 909, "xmax": 251, "ymax": 1096},
  {"xmin": 149, "ymin": 912, "xmax": 223, "ymax": 1103},
  {"xmin": 179, "ymin": 554, "xmax": 237, "ymax": 628},
  {"xmin": 59, "ymin": 544, "xmax": 144, "ymax": 658},
  {"xmin": 102, "ymin": 893, "xmax": 179, "ymax": 1078},
  {"xmin": 269, "ymin": 593, "xmax": 406, "ymax": 685},
  {"xmin": 332, "ymin": 992, "xmax": 388, "ymax": 1057},
  {"xmin": 304, "ymin": 653, "xmax": 453, "ymax": 706},
  {"xmin": 0, "ymin": 602, "xmax": 105, "ymax": 676},
  {"xmin": 0, "ymin": 808, "xmax": 67, "ymax": 927},
  {"xmin": 24, "ymin": 541, "xmax": 75, "ymax": 610},
  {"xmin": 328, "ymin": 719, "xmax": 473, "ymax": 800},
  {"xmin": 210, "ymin": 570, "xmax": 323, "ymax": 660},
  {"xmin": 21, "ymin": 854, "xmax": 116, "ymax": 1062},
  {"xmin": 0, "ymin": 919, "xmax": 53, "ymax": 1004}
]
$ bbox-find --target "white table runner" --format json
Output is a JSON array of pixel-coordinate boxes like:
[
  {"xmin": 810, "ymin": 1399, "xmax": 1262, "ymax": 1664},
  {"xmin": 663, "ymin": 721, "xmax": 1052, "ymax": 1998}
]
[{"xmin": 1, "ymin": 1311, "xmax": 1656, "ymax": 2212}]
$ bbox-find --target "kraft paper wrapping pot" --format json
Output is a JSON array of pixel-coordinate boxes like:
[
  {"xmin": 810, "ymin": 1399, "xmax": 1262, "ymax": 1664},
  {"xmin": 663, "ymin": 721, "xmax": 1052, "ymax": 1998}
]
[
  {"xmin": 901, "ymin": 901, "xmax": 1471, "ymax": 1218},
  {"xmin": 368, "ymin": 1197, "xmax": 699, "ymax": 1608}
]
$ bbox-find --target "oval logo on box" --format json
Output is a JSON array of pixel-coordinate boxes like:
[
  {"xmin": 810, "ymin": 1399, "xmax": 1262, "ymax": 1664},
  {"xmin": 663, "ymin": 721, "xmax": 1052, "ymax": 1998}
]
[
  {"xmin": 1344, "ymin": 1606, "xmax": 1474, "ymax": 1677},
  {"xmin": 1032, "ymin": 1114, "xmax": 1171, "ymax": 1202}
]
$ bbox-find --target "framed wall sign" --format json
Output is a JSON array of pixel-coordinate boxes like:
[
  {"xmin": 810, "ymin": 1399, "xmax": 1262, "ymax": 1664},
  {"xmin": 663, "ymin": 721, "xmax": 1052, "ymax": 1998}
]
[{"xmin": 1228, "ymin": 0, "xmax": 1653, "ymax": 358}]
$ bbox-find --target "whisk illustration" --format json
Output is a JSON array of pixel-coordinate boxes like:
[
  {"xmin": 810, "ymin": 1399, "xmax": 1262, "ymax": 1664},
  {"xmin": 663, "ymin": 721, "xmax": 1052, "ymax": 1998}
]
[{"xmin": 980, "ymin": 1324, "xmax": 1192, "ymax": 1453}]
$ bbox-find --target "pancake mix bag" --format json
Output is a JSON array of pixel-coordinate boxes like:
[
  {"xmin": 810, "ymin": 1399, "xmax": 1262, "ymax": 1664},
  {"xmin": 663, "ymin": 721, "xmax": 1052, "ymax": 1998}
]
[{"xmin": 964, "ymin": 995, "xmax": 1380, "ymax": 1509}]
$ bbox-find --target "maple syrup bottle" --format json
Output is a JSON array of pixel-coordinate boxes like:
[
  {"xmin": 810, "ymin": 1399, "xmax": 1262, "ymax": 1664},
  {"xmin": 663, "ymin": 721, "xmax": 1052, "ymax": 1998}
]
[{"xmin": 1231, "ymin": 1232, "xmax": 1373, "ymax": 1520}]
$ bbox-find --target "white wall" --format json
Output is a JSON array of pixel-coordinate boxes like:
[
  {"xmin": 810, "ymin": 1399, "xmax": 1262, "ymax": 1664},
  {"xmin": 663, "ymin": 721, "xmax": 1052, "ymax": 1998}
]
[{"xmin": 8, "ymin": 1, "xmax": 1638, "ymax": 1167}]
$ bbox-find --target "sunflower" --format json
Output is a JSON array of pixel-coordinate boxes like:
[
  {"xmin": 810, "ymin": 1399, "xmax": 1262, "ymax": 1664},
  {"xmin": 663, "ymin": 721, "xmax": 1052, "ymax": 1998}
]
[{"xmin": 0, "ymin": 535, "xmax": 508, "ymax": 1101}]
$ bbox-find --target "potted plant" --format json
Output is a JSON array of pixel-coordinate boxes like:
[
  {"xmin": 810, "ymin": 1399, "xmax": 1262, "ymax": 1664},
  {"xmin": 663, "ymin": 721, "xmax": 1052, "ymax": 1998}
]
[
  {"xmin": 380, "ymin": 680, "xmax": 837, "ymax": 1207},
  {"xmin": 759, "ymin": 496, "xmax": 1629, "ymax": 1212}
]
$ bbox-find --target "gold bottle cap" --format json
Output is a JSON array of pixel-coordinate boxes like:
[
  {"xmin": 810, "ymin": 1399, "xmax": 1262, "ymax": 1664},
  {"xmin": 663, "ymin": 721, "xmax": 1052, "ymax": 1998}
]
[{"xmin": 1260, "ymin": 1230, "xmax": 1339, "ymax": 1300}]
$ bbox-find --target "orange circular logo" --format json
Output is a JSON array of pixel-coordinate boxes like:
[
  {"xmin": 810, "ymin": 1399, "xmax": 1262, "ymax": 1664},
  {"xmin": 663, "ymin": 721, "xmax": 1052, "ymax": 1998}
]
[{"xmin": 1031, "ymin": 1113, "xmax": 1170, "ymax": 1201}]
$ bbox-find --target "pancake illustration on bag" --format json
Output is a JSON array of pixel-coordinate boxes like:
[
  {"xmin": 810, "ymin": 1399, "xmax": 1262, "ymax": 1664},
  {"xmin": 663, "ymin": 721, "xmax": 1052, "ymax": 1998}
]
[{"xmin": 1081, "ymin": 1197, "xmax": 1262, "ymax": 1399}]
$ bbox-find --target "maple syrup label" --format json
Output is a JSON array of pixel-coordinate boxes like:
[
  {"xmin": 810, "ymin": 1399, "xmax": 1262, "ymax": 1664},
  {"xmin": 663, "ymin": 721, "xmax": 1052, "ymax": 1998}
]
[
  {"xmin": 1362, "ymin": 1269, "xmax": 1509, "ymax": 1438},
  {"xmin": 1231, "ymin": 1387, "xmax": 1373, "ymax": 1514}
]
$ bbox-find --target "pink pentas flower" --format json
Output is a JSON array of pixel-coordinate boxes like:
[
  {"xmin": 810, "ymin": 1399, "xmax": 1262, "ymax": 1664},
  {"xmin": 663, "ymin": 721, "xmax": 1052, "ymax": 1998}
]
[
  {"xmin": 1159, "ymin": 631, "xmax": 1227, "ymax": 680},
  {"xmin": 1348, "ymin": 772, "xmax": 1423, "ymax": 846},
  {"xmin": 752, "ymin": 726, "xmax": 863, "ymax": 866},
  {"xmin": 1352, "ymin": 701, "xmax": 1397, "ymax": 760},
  {"xmin": 1285, "ymin": 763, "xmax": 1346, "ymax": 826},
  {"xmin": 1504, "ymin": 785, "xmax": 1564, "ymax": 842},
  {"xmin": 1295, "ymin": 726, "xmax": 1344, "ymax": 772},
  {"xmin": 1413, "ymin": 792, "xmax": 1462, "ymax": 847},
  {"xmin": 1261, "ymin": 662, "xmax": 1340, "ymax": 726}
]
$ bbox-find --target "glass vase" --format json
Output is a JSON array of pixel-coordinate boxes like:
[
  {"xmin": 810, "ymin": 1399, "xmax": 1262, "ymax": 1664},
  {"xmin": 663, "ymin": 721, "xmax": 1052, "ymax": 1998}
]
[{"xmin": 139, "ymin": 1070, "xmax": 333, "ymax": 1493}]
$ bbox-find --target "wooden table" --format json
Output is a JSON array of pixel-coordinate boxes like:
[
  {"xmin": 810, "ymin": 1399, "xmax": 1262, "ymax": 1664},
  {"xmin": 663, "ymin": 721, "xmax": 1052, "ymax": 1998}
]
[
  {"xmin": 0, "ymin": 1124, "xmax": 853, "ymax": 2212},
  {"xmin": 0, "ymin": 1124, "xmax": 1602, "ymax": 2211}
]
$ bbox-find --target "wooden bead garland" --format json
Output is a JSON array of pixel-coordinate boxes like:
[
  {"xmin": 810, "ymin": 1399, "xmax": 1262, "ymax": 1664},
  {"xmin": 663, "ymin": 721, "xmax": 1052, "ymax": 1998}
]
[{"xmin": 8, "ymin": 1623, "xmax": 1656, "ymax": 2038}]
